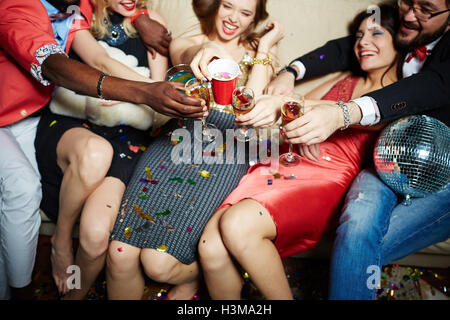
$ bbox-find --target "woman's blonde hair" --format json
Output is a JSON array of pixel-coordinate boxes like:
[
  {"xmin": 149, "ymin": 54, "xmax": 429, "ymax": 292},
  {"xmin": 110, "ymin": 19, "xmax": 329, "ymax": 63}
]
[
  {"xmin": 90, "ymin": 0, "xmax": 148, "ymax": 39},
  {"xmin": 192, "ymin": 0, "xmax": 269, "ymax": 51}
]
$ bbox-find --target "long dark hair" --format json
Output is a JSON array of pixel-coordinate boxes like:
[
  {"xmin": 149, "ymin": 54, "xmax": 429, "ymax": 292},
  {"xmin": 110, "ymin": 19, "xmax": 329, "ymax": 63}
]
[
  {"xmin": 192, "ymin": 0, "xmax": 269, "ymax": 51},
  {"xmin": 349, "ymin": 2, "xmax": 404, "ymax": 85}
]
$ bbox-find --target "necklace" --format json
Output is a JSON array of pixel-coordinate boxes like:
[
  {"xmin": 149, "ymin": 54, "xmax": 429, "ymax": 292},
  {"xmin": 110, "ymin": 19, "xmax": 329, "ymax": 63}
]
[{"xmin": 103, "ymin": 15, "xmax": 128, "ymax": 46}]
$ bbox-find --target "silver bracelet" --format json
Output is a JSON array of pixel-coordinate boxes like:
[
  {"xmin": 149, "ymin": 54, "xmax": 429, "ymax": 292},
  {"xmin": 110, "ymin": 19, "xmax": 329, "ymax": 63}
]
[{"xmin": 337, "ymin": 101, "xmax": 350, "ymax": 130}]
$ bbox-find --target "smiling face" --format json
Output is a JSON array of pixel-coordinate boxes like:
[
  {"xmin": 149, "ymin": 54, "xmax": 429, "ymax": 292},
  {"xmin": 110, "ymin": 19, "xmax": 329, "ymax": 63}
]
[
  {"xmin": 214, "ymin": 0, "xmax": 257, "ymax": 41},
  {"xmin": 396, "ymin": 0, "xmax": 449, "ymax": 49},
  {"xmin": 354, "ymin": 18, "xmax": 397, "ymax": 73},
  {"xmin": 108, "ymin": 0, "xmax": 137, "ymax": 17}
]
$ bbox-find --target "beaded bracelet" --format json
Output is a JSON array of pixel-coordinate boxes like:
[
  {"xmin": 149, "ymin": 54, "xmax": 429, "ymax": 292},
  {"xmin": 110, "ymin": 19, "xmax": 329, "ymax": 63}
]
[
  {"xmin": 97, "ymin": 73, "xmax": 108, "ymax": 100},
  {"xmin": 337, "ymin": 101, "xmax": 351, "ymax": 130}
]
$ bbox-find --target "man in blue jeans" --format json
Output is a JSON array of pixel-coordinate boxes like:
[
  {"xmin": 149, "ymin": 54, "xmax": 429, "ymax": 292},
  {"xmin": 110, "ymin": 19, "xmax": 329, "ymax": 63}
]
[
  {"xmin": 329, "ymin": 169, "xmax": 450, "ymax": 299},
  {"xmin": 328, "ymin": 0, "xmax": 450, "ymax": 300}
]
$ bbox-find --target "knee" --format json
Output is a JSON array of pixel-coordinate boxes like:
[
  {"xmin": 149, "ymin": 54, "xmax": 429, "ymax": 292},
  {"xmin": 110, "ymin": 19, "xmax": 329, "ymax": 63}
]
[
  {"xmin": 77, "ymin": 136, "xmax": 113, "ymax": 187},
  {"xmin": 79, "ymin": 224, "xmax": 110, "ymax": 261},
  {"xmin": 198, "ymin": 233, "xmax": 228, "ymax": 271},
  {"xmin": 141, "ymin": 253, "xmax": 174, "ymax": 283},
  {"xmin": 107, "ymin": 243, "xmax": 139, "ymax": 275},
  {"xmin": 219, "ymin": 208, "xmax": 253, "ymax": 254}
]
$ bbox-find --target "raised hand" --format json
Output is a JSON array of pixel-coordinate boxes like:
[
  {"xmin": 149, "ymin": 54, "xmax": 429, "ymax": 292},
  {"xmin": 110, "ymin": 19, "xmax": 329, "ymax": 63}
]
[{"xmin": 190, "ymin": 42, "xmax": 234, "ymax": 81}]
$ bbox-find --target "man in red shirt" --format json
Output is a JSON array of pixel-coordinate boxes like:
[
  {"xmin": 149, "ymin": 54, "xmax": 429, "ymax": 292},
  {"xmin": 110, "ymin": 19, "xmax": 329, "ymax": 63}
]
[{"xmin": 0, "ymin": 0, "xmax": 204, "ymax": 299}]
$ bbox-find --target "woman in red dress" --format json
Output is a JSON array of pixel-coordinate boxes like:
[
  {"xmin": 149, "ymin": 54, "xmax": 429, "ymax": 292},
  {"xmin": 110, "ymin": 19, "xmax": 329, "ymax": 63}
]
[{"xmin": 198, "ymin": 4, "xmax": 403, "ymax": 300}]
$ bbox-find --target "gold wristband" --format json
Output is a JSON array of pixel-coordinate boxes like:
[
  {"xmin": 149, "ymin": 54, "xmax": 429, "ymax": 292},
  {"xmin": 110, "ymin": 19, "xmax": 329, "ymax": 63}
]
[{"xmin": 252, "ymin": 52, "xmax": 272, "ymax": 66}]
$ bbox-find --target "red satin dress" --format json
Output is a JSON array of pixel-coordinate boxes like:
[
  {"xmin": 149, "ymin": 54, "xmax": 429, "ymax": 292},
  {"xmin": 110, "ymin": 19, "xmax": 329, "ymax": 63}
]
[{"xmin": 218, "ymin": 76, "xmax": 379, "ymax": 258}]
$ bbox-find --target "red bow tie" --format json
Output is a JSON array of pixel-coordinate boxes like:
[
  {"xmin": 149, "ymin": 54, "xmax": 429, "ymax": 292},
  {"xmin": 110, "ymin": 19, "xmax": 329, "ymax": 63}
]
[{"xmin": 405, "ymin": 46, "xmax": 432, "ymax": 63}]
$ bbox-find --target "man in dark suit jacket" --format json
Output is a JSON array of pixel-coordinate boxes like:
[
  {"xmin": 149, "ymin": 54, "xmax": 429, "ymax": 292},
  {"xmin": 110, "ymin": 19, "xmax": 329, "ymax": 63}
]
[
  {"xmin": 270, "ymin": 1, "xmax": 449, "ymax": 138},
  {"xmin": 268, "ymin": 0, "xmax": 450, "ymax": 300}
]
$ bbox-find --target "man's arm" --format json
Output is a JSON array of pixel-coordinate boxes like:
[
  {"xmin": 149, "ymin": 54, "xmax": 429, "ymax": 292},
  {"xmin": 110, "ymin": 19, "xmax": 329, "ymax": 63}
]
[
  {"xmin": 366, "ymin": 60, "xmax": 450, "ymax": 124},
  {"xmin": 133, "ymin": 11, "xmax": 171, "ymax": 58},
  {"xmin": 292, "ymin": 35, "xmax": 359, "ymax": 80},
  {"xmin": 266, "ymin": 36, "xmax": 357, "ymax": 95},
  {"xmin": 42, "ymin": 54, "xmax": 205, "ymax": 119}
]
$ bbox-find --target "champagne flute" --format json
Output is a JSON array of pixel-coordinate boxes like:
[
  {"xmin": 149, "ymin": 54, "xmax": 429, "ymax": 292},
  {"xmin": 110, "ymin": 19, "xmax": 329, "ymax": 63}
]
[
  {"xmin": 232, "ymin": 86, "xmax": 257, "ymax": 142},
  {"xmin": 185, "ymin": 78, "xmax": 216, "ymax": 143},
  {"xmin": 279, "ymin": 95, "xmax": 304, "ymax": 167}
]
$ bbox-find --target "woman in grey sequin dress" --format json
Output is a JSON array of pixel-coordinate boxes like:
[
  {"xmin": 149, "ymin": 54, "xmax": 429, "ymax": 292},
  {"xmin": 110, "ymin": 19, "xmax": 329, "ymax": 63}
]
[{"xmin": 106, "ymin": 0, "xmax": 285, "ymax": 300}]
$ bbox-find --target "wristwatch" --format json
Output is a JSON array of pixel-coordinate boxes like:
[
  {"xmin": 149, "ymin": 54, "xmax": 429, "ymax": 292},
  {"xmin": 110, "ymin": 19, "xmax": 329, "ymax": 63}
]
[{"xmin": 279, "ymin": 66, "xmax": 299, "ymax": 80}]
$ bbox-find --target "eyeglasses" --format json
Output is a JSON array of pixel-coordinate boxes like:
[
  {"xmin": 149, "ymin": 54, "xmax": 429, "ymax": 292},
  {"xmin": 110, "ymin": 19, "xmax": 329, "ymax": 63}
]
[{"xmin": 398, "ymin": 0, "xmax": 450, "ymax": 22}]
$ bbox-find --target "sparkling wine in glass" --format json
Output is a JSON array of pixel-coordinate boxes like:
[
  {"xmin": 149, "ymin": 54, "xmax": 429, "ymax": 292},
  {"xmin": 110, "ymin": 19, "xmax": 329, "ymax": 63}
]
[
  {"xmin": 185, "ymin": 78, "xmax": 216, "ymax": 143},
  {"xmin": 279, "ymin": 98, "xmax": 304, "ymax": 167},
  {"xmin": 232, "ymin": 86, "xmax": 257, "ymax": 142}
]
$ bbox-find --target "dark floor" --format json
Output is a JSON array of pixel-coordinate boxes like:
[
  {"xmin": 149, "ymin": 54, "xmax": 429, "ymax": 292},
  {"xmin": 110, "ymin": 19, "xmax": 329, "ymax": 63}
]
[{"xmin": 24, "ymin": 236, "xmax": 450, "ymax": 300}]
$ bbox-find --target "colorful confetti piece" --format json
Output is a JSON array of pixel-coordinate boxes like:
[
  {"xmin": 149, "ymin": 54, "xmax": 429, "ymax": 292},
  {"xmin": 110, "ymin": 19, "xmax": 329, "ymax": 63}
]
[
  {"xmin": 200, "ymin": 170, "xmax": 210, "ymax": 178},
  {"xmin": 134, "ymin": 204, "xmax": 144, "ymax": 213},
  {"xmin": 138, "ymin": 193, "xmax": 148, "ymax": 200},
  {"xmin": 139, "ymin": 214, "xmax": 155, "ymax": 223},
  {"xmin": 124, "ymin": 227, "xmax": 132, "ymax": 238},
  {"xmin": 145, "ymin": 168, "xmax": 153, "ymax": 181},
  {"xmin": 157, "ymin": 244, "xmax": 168, "ymax": 252},
  {"xmin": 169, "ymin": 177, "xmax": 183, "ymax": 183},
  {"xmin": 49, "ymin": 120, "xmax": 57, "ymax": 127},
  {"xmin": 155, "ymin": 209, "xmax": 171, "ymax": 217}
]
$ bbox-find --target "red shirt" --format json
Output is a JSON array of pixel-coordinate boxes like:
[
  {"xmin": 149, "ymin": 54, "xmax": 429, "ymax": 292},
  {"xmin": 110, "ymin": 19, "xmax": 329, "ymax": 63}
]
[{"xmin": 0, "ymin": 0, "xmax": 93, "ymax": 127}]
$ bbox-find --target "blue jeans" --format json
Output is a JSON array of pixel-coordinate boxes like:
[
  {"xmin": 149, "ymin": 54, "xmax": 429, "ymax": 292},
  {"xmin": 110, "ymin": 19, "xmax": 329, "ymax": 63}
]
[{"xmin": 329, "ymin": 168, "xmax": 450, "ymax": 300}]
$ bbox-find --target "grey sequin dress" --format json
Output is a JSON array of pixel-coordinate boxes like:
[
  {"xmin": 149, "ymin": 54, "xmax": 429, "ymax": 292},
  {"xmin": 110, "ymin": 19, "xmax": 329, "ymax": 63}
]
[{"xmin": 110, "ymin": 55, "xmax": 253, "ymax": 264}]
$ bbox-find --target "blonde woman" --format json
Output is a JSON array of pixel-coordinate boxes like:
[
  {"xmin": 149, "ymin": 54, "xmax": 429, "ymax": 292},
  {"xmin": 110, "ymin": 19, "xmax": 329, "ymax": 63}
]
[
  {"xmin": 35, "ymin": 0, "xmax": 173, "ymax": 299},
  {"xmin": 90, "ymin": 0, "xmax": 168, "ymax": 81}
]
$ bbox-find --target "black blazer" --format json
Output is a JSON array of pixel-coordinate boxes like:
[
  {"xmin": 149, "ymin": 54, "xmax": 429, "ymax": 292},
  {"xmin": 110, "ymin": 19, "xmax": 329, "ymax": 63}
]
[{"xmin": 292, "ymin": 31, "xmax": 450, "ymax": 127}]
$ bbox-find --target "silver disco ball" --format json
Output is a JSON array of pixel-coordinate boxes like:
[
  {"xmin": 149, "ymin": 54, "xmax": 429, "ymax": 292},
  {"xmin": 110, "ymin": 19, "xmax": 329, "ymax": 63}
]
[{"xmin": 374, "ymin": 115, "xmax": 450, "ymax": 202}]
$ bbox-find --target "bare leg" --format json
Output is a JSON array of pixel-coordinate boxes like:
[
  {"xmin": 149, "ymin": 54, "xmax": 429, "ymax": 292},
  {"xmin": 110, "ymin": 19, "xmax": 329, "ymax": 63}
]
[
  {"xmin": 63, "ymin": 176, "xmax": 125, "ymax": 300},
  {"xmin": 198, "ymin": 208, "xmax": 244, "ymax": 300},
  {"xmin": 220, "ymin": 200, "xmax": 293, "ymax": 300},
  {"xmin": 51, "ymin": 128, "xmax": 113, "ymax": 295},
  {"xmin": 140, "ymin": 249, "xmax": 199, "ymax": 300},
  {"xmin": 106, "ymin": 241, "xmax": 144, "ymax": 300}
]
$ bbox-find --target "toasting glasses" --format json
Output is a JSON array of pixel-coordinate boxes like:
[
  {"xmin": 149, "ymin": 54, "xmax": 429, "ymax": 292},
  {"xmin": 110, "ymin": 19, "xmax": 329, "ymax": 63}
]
[{"xmin": 279, "ymin": 95, "xmax": 304, "ymax": 167}]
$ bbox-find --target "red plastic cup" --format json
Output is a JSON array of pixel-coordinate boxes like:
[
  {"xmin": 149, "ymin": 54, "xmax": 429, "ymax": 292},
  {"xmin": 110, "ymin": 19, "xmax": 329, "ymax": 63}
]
[{"xmin": 207, "ymin": 59, "xmax": 240, "ymax": 106}]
